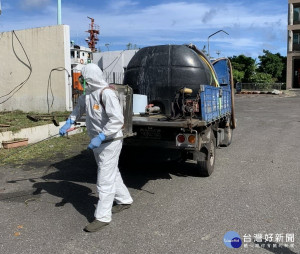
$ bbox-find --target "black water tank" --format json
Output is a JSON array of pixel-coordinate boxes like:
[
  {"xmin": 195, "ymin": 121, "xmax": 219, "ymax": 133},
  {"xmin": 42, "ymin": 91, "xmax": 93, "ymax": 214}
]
[{"xmin": 123, "ymin": 45, "xmax": 215, "ymax": 115}]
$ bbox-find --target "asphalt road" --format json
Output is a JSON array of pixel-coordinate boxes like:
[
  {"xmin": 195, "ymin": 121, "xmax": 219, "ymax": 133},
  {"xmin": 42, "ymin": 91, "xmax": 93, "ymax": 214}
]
[{"xmin": 0, "ymin": 92, "xmax": 299, "ymax": 254}]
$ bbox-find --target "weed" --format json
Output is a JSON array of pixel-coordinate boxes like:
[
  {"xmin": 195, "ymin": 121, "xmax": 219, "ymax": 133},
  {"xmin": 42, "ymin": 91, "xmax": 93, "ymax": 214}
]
[
  {"xmin": 0, "ymin": 131, "xmax": 90, "ymax": 166},
  {"xmin": 0, "ymin": 111, "xmax": 70, "ymax": 133}
]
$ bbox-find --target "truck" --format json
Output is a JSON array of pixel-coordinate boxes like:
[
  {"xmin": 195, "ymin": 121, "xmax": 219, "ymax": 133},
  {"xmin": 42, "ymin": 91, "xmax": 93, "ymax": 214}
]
[{"xmin": 121, "ymin": 44, "xmax": 236, "ymax": 177}]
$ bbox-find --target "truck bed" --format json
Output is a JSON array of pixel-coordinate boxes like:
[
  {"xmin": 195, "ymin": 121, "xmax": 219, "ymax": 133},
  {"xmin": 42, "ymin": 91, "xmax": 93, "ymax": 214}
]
[
  {"xmin": 132, "ymin": 84, "xmax": 232, "ymax": 129},
  {"xmin": 132, "ymin": 115, "xmax": 207, "ymax": 128}
]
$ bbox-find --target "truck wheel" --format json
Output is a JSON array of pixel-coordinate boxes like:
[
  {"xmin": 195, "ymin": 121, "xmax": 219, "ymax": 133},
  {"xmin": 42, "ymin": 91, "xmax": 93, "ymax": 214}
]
[
  {"xmin": 221, "ymin": 126, "xmax": 233, "ymax": 147},
  {"xmin": 194, "ymin": 133, "xmax": 216, "ymax": 177}
]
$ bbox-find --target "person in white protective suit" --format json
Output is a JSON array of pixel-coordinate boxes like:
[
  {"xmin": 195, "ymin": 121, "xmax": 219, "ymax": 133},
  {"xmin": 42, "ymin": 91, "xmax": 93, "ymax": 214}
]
[{"xmin": 59, "ymin": 63, "xmax": 133, "ymax": 232}]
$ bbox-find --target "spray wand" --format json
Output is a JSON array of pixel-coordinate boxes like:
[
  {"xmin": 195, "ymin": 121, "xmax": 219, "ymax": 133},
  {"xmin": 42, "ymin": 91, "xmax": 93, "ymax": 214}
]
[{"xmin": 1, "ymin": 126, "xmax": 136, "ymax": 164}]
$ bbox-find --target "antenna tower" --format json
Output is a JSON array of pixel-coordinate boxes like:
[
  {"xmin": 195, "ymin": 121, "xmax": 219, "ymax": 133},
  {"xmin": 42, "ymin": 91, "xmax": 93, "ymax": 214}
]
[{"xmin": 85, "ymin": 17, "xmax": 100, "ymax": 52}]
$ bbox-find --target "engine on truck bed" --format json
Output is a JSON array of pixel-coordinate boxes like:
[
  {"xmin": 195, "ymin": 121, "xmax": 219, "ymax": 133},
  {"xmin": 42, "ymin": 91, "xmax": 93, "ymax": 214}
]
[{"xmin": 123, "ymin": 44, "xmax": 219, "ymax": 117}]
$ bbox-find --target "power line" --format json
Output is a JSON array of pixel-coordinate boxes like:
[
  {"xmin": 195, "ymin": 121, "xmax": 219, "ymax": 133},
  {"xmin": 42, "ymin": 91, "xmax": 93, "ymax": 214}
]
[
  {"xmin": 0, "ymin": 31, "xmax": 71, "ymax": 113},
  {"xmin": 103, "ymin": 50, "xmax": 125, "ymax": 71},
  {"xmin": 0, "ymin": 30, "xmax": 32, "ymax": 105},
  {"xmin": 47, "ymin": 67, "xmax": 71, "ymax": 113}
]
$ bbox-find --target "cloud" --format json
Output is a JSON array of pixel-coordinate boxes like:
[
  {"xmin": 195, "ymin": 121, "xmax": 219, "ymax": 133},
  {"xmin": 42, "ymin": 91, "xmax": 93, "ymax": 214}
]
[
  {"xmin": 107, "ymin": 0, "xmax": 138, "ymax": 12},
  {"xmin": 1, "ymin": 2, "xmax": 12, "ymax": 11},
  {"xmin": 20, "ymin": 0, "xmax": 51, "ymax": 10},
  {"xmin": 202, "ymin": 9, "xmax": 217, "ymax": 24},
  {"xmin": 0, "ymin": 1, "xmax": 287, "ymax": 57}
]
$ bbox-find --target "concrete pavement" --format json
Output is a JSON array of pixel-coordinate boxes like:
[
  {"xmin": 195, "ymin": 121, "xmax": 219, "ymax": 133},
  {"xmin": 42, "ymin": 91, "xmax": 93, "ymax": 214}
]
[{"xmin": 0, "ymin": 92, "xmax": 299, "ymax": 254}]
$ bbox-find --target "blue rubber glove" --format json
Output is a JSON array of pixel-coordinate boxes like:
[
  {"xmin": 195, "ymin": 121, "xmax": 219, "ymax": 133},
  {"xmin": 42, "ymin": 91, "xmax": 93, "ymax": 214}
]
[
  {"xmin": 59, "ymin": 118, "xmax": 74, "ymax": 136},
  {"xmin": 88, "ymin": 133, "xmax": 106, "ymax": 150}
]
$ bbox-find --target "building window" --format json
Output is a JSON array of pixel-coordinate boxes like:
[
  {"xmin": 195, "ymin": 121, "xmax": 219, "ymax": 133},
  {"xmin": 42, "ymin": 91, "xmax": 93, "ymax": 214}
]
[
  {"xmin": 294, "ymin": 7, "xmax": 300, "ymax": 24},
  {"xmin": 293, "ymin": 31, "xmax": 300, "ymax": 51}
]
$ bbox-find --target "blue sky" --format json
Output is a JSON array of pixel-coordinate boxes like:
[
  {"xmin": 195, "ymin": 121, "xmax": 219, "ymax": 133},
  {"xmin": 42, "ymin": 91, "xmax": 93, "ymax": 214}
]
[{"xmin": 0, "ymin": 0, "xmax": 287, "ymax": 59}]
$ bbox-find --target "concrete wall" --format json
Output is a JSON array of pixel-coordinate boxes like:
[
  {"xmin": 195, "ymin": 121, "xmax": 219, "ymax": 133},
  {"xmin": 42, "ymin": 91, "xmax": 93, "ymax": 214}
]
[
  {"xmin": 287, "ymin": 53, "xmax": 300, "ymax": 89},
  {"xmin": 287, "ymin": 54, "xmax": 293, "ymax": 89},
  {"xmin": 287, "ymin": 0, "xmax": 300, "ymax": 89},
  {"xmin": 93, "ymin": 50, "xmax": 138, "ymax": 84},
  {"xmin": 289, "ymin": 0, "xmax": 300, "ymax": 4},
  {"xmin": 0, "ymin": 25, "xmax": 72, "ymax": 113}
]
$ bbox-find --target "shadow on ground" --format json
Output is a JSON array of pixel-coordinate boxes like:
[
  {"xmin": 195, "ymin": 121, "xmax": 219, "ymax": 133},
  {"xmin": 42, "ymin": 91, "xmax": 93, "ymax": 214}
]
[
  {"xmin": 3, "ymin": 146, "xmax": 200, "ymax": 222},
  {"xmin": 43, "ymin": 146, "xmax": 200, "ymax": 190},
  {"xmin": 32, "ymin": 180, "xmax": 98, "ymax": 222}
]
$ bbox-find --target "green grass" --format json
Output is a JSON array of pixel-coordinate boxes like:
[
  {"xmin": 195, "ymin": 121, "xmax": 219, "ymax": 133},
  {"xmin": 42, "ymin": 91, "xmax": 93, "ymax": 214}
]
[
  {"xmin": 0, "ymin": 131, "xmax": 90, "ymax": 166},
  {"xmin": 0, "ymin": 110, "xmax": 70, "ymax": 133}
]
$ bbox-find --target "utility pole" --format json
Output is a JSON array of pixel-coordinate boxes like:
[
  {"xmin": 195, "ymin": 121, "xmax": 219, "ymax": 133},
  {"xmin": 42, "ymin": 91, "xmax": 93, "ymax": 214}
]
[
  {"xmin": 207, "ymin": 30, "xmax": 229, "ymax": 59},
  {"xmin": 57, "ymin": 0, "xmax": 62, "ymax": 25}
]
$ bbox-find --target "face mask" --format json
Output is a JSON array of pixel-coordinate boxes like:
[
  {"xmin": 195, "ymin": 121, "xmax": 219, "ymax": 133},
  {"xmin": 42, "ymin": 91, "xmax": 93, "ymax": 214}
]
[
  {"xmin": 79, "ymin": 75, "xmax": 98, "ymax": 94},
  {"xmin": 78, "ymin": 75, "xmax": 85, "ymax": 86}
]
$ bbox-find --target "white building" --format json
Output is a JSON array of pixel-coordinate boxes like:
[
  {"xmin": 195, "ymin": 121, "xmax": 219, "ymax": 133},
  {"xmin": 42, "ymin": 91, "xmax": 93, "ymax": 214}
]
[
  {"xmin": 93, "ymin": 50, "xmax": 138, "ymax": 84},
  {"xmin": 70, "ymin": 43, "xmax": 92, "ymax": 68}
]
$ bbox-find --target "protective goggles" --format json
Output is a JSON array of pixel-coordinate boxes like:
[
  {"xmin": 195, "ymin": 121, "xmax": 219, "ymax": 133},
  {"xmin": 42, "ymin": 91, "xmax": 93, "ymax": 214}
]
[{"xmin": 78, "ymin": 75, "xmax": 85, "ymax": 85}]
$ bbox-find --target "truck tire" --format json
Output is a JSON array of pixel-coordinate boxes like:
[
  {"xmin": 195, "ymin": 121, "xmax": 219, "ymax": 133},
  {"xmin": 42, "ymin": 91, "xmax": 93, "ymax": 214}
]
[{"xmin": 194, "ymin": 133, "xmax": 216, "ymax": 177}]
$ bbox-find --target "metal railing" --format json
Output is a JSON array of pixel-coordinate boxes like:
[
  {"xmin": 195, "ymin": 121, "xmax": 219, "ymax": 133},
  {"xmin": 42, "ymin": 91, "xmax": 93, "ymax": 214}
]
[
  {"xmin": 103, "ymin": 71, "xmax": 124, "ymax": 84},
  {"xmin": 236, "ymin": 83, "xmax": 286, "ymax": 92}
]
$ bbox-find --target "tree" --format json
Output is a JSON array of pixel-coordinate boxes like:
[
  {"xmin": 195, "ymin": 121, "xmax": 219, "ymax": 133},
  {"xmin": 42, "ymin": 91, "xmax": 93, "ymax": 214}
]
[
  {"xmin": 105, "ymin": 43, "xmax": 110, "ymax": 51},
  {"xmin": 250, "ymin": 72, "xmax": 273, "ymax": 83},
  {"xmin": 229, "ymin": 51, "xmax": 287, "ymax": 85},
  {"xmin": 232, "ymin": 69, "xmax": 244, "ymax": 83},
  {"xmin": 202, "ymin": 45, "xmax": 209, "ymax": 57},
  {"xmin": 279, "ymin": 56, "xmax": 287, "ymax": 83},
  {"xmin": 126, "ymin": 43, "xmax": 132, "ymax": 50},
  {"xmin": 229, "ymin": 55, "xmax": 256, "ymax": 83},
  {"xmin": 258, "ymin": 50, "xmax": 284, "ymax": 81}
]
